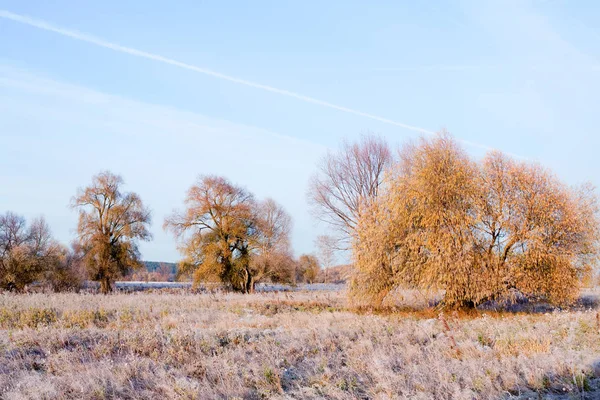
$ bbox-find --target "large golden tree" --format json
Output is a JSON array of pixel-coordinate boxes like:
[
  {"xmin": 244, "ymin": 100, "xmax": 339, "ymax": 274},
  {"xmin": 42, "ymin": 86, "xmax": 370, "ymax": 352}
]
[
  {"xmin": 351, "ymin": 134, "xmax": 599, "ymax": 308},
  {"xmin": 71, "ymin": 171, "xmax": 151, "ymax": 294},
  {"xmin": 165, "ymin": 176, "xmax": 294, "ymax": 293}
]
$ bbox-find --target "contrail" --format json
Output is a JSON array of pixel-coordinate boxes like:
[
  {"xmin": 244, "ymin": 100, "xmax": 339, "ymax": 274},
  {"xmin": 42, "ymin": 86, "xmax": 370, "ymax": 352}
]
[
  {"xmin": 0, "ymin": 9, "xmax": 509, "ymax": 154},
  {"xmin": 0, "ymin": 10, "xmax": 436, "ymax": 133}
]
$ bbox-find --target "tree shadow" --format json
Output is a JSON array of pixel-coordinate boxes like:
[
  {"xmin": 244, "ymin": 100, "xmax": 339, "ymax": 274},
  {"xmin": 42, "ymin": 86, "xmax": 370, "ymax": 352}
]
[{"xmin": 478, "ymin": 289, "xmax": 600, "ymax": 314}]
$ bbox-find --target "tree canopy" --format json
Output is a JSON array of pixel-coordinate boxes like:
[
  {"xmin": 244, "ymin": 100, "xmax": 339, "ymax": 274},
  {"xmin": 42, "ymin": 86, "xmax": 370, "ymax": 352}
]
[
  {"xmin": 164, "ymin": 175, "xmax": 295, "ymax": 292},
  {"xmin": 296, "ymin": 254, "xmax": 321, "ymax": 284},
  {"xmin": 71, "ymin": 171, "xmax": 152, "ymax": 294},
  {"xmin": 351, "ymin": 133, "xmax": 600, "ymax": 308}
]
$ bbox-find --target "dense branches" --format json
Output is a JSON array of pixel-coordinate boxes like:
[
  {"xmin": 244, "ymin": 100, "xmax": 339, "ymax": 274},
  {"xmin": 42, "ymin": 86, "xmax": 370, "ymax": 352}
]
[
  {"xmin": 71, "ymin": 171, "xmax": 152, "ymax": 294},
  {"xmin": 164, "ymin": 176, "xmax": 295, "ymax": 292},
  {"xmin": 250, "ymin": 198, "xmax": 295, "ymax": 285},
  {"xmin": 0, "ymin": 213, "xmax": 72, "ymax": 291},
  {"xmin": 308, "ymin": 134, "xmax": 392, "ymax": 247},
  {"xmin": 351, "ymin": 134, "xmax": 600, "ymax": 308}
]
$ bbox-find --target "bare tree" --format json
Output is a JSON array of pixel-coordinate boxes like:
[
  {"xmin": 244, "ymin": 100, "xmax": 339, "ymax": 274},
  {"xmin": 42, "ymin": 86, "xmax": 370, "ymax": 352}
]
[
  {"xmin": 308, "ymin": 134, "xmax": 392, "ymax": 247},
  {"xmin": 157, "ymin": 262, "xmax": 174, "ymax": 281},
  {"xmin": 316, "ymin": 234, "xmax": 337, "ymax": 283},
  {"xmin": 71, "ymin": 171, "xmax": 152, "ymax": 294},
  {"xmin": 0, "ymin": 212, "xmax": 28, "ymax": 258}
]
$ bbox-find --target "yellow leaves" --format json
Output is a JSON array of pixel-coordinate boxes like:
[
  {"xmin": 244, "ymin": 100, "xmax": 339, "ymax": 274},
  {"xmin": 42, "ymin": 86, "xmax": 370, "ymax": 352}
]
[
  {"xmin": 352, "ymin": 133, "xmax": 600, "ymax": 309},
  {"xmin": 70, "ymin": 171, "xmax": 151, "ymax": 293},
  {"xmin": 165, "ymin": 175, "xmax": 296, "ymax": 292}
]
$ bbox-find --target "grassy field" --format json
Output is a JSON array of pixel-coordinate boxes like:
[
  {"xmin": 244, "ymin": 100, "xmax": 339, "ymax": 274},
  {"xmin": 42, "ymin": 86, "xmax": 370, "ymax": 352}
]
[{"xmin": 0, "ymin": 290, "xmax": 599, "ymax": 399}]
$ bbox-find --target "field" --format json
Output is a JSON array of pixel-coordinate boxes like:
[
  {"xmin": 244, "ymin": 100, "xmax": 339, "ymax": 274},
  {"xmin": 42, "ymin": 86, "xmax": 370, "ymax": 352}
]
[{"xmin": 0, "ymin": 289, "xmax": 599, "ymax": 399}]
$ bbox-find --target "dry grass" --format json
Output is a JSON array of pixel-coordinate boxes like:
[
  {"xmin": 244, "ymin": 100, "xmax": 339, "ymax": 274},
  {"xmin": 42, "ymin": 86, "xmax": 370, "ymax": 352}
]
[{"xmin": 0, "ymin": 289, "xmax": 599, "ymax": 399}]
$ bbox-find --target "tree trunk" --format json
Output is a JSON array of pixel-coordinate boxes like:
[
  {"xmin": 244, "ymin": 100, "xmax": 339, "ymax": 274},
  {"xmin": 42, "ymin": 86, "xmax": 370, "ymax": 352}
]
[
  {"xmin": 244, "ymin": 270, "xmax": 254, "ymax": 294},
  {"xmin": 100, "ymin": 276, "xmax": 112, "ymax": 294}
]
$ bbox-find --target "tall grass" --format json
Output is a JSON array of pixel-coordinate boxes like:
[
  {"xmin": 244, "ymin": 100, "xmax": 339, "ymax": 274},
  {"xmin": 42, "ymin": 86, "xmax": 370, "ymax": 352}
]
[{"xmin": 0, "ymin": 290, "xmax": 598, "ymax": 399}]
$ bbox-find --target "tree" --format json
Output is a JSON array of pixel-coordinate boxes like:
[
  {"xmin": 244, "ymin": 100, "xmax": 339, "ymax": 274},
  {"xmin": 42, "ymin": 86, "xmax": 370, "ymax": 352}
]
[
  {"xmin": 71, "ymin": 171, "xmax": 152, "ymax": 294},
  {"xmin": 157, "ymin": 262, "xmax": 174, "ymax": 281},
  {"xmin": 296, "ymin": 254, "xmax": 321, "ymax": 284},
  {"xmin": 308, "ymin": 134, "xmax": 392, "ymax": 247},
  {"xmin": 252, "ymin": 250, "xmax": 296, "ymax": 285},
  {"xmin": 351, "ymin": 133, "xmax": 600, "ymax": 309},
  {"xmin": 249, "ymin": 198, "xmax": 296, "ymax": 285},
  {"xmin": 164, "ymin": 176, "xmax": 256, "ymax": 292},
  {"xmin": 316, "ymin": 234, "xmax": 337, "ymax": 283},
  {"xmin": 0, "ymin": 213, "xmax": 64, "ymax": 291},
  {"xmin": 165, "ymin": 176, "xmax": 295, "ymax": 292},
  {"xmin": 0, "ymin": 212, "xmax": 28, "ymax": 260},
  {"xmin": 44, "ymin": 242, "xmax": 86, "ymax": 292}
]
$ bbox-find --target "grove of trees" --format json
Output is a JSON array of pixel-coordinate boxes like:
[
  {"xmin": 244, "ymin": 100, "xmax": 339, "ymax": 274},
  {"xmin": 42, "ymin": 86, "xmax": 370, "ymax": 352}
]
[
  {"xmin": 0, "ymin": 212, "xmax": 83, "ymax": 292},
  {"xmin": 0, "ymin": 172, "xmax": 320, "ymax": 293},
  {"xmin": 1, "ymin": 132, "xmax": 598, "ymax": 306}
]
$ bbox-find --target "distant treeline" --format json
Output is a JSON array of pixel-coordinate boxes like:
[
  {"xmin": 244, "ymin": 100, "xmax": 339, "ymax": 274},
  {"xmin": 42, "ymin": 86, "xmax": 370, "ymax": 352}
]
[
  {"xmin": 121, "ymin": 261, "xmax": 178, "ymax": 282},
  {"xmin": 143, "ymin": 261, "xmax": 177, "ymax": 274},
  {"xmin": 124, "ymin": 261, "xmax": 350, "ymax": 285}
]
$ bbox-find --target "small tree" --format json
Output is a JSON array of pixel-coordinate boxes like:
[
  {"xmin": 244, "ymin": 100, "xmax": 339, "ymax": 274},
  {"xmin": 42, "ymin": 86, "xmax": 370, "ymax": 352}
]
[
  {"xmin": 296, "ymin": 254, "xmax": 321, "ymax": 284},
  {"xmin": 250, "ymin": 198, "xmax": 296, "ymax": 285},
  {"xmin": 351, "ymin": 133, "xmax": 600, "ymax": 308},
  {"xmin": 316, "ymin": 234, "xmax": 337, "ymax": 283},
  {"xmin": 71, "ymin": 171, "xmax": 152, "ymax": 294},
  {"xmin": 44, "ymin": 242, "xmax": 86, "ymax": 292},
  {"xmin": 157, "ymin": 262, "xmax": 174, "ymax": 281}
]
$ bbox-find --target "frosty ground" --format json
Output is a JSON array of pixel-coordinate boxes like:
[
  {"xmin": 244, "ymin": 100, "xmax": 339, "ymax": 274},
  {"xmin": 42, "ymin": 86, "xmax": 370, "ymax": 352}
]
[{"xmin": 0, "ymin": 289, "xmax": 599, "ymax": 399}]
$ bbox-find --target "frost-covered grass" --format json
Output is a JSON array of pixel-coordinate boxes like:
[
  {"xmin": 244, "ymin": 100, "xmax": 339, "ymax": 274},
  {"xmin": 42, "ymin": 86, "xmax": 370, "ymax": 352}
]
[{"xmin": 0, "ymin": 290, "xmax": 599, "ymax": 399}]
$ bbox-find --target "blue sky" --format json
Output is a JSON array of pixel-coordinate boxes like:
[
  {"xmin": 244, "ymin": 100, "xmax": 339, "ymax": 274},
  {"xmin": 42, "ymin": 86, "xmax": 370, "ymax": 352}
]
[{"xmin": 1, "ymin": 0, "xmax": 599, "ymax": 262}]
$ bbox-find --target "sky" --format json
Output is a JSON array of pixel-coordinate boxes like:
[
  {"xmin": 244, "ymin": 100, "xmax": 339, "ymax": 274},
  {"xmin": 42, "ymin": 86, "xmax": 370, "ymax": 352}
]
[{"xmin": 0, "ymin": 0, "xmax": 599, "ymax": 263}]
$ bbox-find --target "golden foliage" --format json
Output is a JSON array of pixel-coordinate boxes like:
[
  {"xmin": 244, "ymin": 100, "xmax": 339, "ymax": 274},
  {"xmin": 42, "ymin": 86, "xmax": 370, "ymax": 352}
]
[
  {"xmin": 0, "ymin": 213, "xmax": 70, "ymax": 291},
  {"xmin": 164, "ymin": 176, "xmax": 295, "ymax": 292},
  {"xmin": 71, "ymin": 171, "xmax": 152, "ymax": 293},
  {"xmin": 296, "ymin": 254, "xmax": 321, "ymax": 284},
  {"xmin": 351, "ymin": 133, "xmax": 600, "ymax": 308}
]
